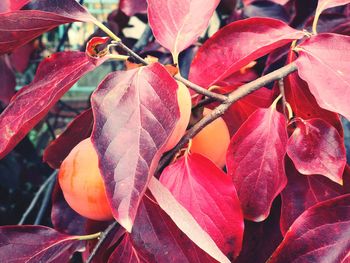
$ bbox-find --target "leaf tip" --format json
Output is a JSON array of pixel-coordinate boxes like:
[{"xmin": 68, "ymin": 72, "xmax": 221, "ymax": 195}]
[{"xmin": 120, "ymin": 217, "xmax": 133, "ymax": 233}]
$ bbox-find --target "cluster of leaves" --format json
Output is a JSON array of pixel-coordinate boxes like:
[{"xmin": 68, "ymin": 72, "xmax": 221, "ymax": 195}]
[{"xmin": 1, "ymin": 0, "xmax": 350, "ymax": 262}]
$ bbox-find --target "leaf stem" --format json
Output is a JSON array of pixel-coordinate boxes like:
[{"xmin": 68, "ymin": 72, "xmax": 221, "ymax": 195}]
[
  {"xmin": 157, "ymin": 62, "xmax": 298, "ymax": 173},
  {"xmin": 76, "ymin": 232, "xmax": 101, "ymax": 241}
]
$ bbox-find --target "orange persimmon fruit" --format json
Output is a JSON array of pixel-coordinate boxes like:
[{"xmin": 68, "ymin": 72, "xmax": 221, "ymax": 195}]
[
  {"xmin": 190, "ymin": 108, "xmax": 230, "ymax": 168},
  {"xmin": 58, "ymin": 138, "xmax": 113, "ymax": 221},
  {"xmin": 164, "ymin": 81, "xmax": 192, "ymax": 151}
]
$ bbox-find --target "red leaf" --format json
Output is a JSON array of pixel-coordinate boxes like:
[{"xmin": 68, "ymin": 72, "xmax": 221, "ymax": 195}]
[
  {"xmin": 295, "ymin": 33, "xmax": 350, "ymax": 121},
  {"xmin": 280, "ymin": 158, "xmax": 346, "ymax": 235},
  {"xmin": 91, "ymin": 63, "xmax": 180, "ymax": 232},
  {"xmin": 285, "ymin": 50, "xmax": 344, "ymax": 136},
  {"xmin": 0, "ymin": 225, "xmax": 81, "ymax": 263},
  {"xmin": 128, "ymin": 194, "xmax": 219, "ymax": 263},
  {"xmin": 0, "ymin": 0, "xmax": 29, "ymax": 12},
  {"xmin": 148, "ymin": 176, "xmax": 229, "ymax": 263},
  {"xmin": 226, "ymin": 105, "xmax": 288, "ymax": 221},
  {"xmin": 214, "ymin": 86, "xmax": 274, "ymax": 135},
  {"xmin": 159, "ymin": 153, "xmax": 244, "ymax": 258},
  {"xmin": 0, "ymin": 0, "xmax": 95, "ymax": 55},
  {"xmin": 43, "ymin": 108, "xmax": 93, "ymax": 169},
  {"xmin": 147, "ymin": 0, "xmax": 220, "ymax": 61},
  {"xmin": 287, "ymin": 118, "xmax": 346, "ymax": 184},
  {"xmin": 189, "ymin": 18, "xmax": 304, "ymax": 87},
  {"xmin": 10, "ymin": 41, "xmax": 36, "ymax": 73},
  {"xmin": 269, "ymin": 194, "xmax": 350, "ymax": 263},
  {"xmin": 0, "ymin": 51, "xmax": 105, "ymax": 159},
  {"xmin": 0, "ymin": 55, "xmax": 16, "ymax": 105},
  {"xmin": 119, "ymin": 0, "xmax": 147, "ymax": 16},
  {"xmin": 107, "ymin": 235, "xmax": 145, "ymax": 263}
]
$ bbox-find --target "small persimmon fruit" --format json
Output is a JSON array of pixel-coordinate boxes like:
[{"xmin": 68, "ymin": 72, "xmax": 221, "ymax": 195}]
[
  {"xmin": 164, "ymin": 81, "xmax": 192, "ymax": 151},
  {"xmin": 190, "ymin": 108, "xmax": 230, "ymax": 168},
  {"xmin": 58, "ymin": 138, "xmax": 113, "ymax": 221}
]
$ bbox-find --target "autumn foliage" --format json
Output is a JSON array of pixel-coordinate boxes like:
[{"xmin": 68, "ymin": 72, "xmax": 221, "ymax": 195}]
[{"xmin": 0, "ymin": 0, "xmax": 350, "ymax": 262}]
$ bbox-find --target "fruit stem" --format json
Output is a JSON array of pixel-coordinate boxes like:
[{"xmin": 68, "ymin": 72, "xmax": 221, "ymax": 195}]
[
  {"xmin": 76, "ymin": 232, "xmax": 101, "ymax": 241},
  {"xmin": 93, "ymin": 20, "xmax": 121, "ymax": 42}
]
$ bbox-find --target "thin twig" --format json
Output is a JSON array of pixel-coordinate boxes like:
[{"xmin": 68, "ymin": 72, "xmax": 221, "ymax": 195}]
[
  {"xmin": 34, "ymin": 176, "xmax": 56, "ymax": 225},
  {"xmin": 278, "ymin": 78, "xmax": 287, "ymax": 117},
  {"xmin": 174, "ymin": 74, "xmax": 227, "ymax": 102},
  {"xmin": 18, "ymin": 170, "xmax": 57, "ymax": 225},
  {"xmin": 113, "ymin": 41, "xmax": 226, "ymax": 101},
  {"xmin": 86, "ymin": 221, "xmax": 119, "ymax": 263},
  {"xmin": 157, "ymin": 62, "xmax": 298, "ymax": 173}
]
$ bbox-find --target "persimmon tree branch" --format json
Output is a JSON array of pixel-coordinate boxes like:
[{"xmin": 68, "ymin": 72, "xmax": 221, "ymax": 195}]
[
  {"xmin": 112, "ymin": 40, "xmax": 226, "ymax": 101},
  {"xmin": 18, "ymin": 170, "xmax": 57, "ymax": 225},
  {"xmin": 157, "ymin": 62, "xmax": 298, "ymax": 173},
  {"xmin": 86, "ymin": 221, "xmax": 119, "ymax": 263}
]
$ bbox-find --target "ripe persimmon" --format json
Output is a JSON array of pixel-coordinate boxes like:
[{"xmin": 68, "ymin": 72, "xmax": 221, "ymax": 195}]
[
  {"xmin": 58, "ymin": 138, "xmax": 113, "ymax": 221},
  {"xmin": 190, "ymin": 108, "xmax": 230, "ymax": 168},
  {"xmin": 164, "ymin": 81, "xmax": 192, "ymax": 151}
]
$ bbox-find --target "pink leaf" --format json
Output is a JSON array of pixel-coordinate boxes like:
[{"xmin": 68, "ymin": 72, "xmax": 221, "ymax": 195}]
[
  {"xmin": 0, "ymin": 0, "xmax": 95, "ymax": 55},
  {"xmin": 159, "ymin": 153, "xmax": 244, "ymax": 258},
  {"xmin": 147, "ymin": 0, "xmax": 220, "ymax": 61},
  {"xmin": 43, "ymin": 108, "xmax": 93, "ymax": 169},
  {"xmin": 127, "ymin": 193, "xmax": 220, "ymax": 263},
  {"xmin": 280, "ymin": 158, "xmax": 347, "ymax": 235},
  {"xmin": 0, "ymin": 51, "xmax": 105, "ymax": 159},
  {"xmin": 287, "ymin": 118, "xmax": 346, "ymax": 184},
  {"xmin": 295, "ymin": 33, "xmax": 350, "ymax": 121},
  {"xmin": 226, "ymin": 105, "xmax": 288, "ymax": 221},
  {"xmin": 189, "ymin": 17, "xmax": 304, "ymax": 87},
  {"xmin": 0, "ymin": 55, "xmax": 16, "ymax": 105},
  {"xmin": 285, "ymin": 50, "xmax": 344, "ymax": 136},
  {"xmin": 149, "ymin": 176, "xmax": 230, "ymax": 263},
  {"xmin": 0, "ymin": 225, "xmax": 81, "ymax": 263},
  {"xmin": 91, "ymin": 63, "xmax": 180, "ymax": 232},
  {"xmin": 269, "ymin": 194, "xmax": 350, "ymax": 263},
  {"xmin": 119, "ymin": 0, "xmax": 147, "ymax": 16}
]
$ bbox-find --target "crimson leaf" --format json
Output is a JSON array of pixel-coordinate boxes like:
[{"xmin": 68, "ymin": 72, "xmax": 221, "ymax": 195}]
[
  {"xmin": 226, "ymin": 105, "xmax": 288, "ymax": 221},
  {"xmin": 43, "ymin": 108, "xmax": 93, "ymax": 169},
  {"xmin": 189, "ymin": 17, "xmax": 304, "ymax": 87},
  {"xmin": 287, "ymin": 118, "xmax": 346, "ymax": 184},
  {"xmin": 159, "ymin": 153, "xmax": 244, "ymax": 258},
  {"xmin": 147, "ymin": 0, "xmax": 220, "ymax": 62},
  {"xmin": 91, "ymin": 63, "xmax": 180, "ymax": 232},
  {"xmin": 127, "ymin": 194, "xmax": 218, "ymax": 263},
  {"xmin": 284, "ymin": 50, "xmax": 343, "ymax": 136},
  {"xmin": 0, "ymin": 225, "xmax": 81, "ymax": 263},
  {"xmin": 0, "ymin": 51, "xmax": 105, "ymax": 159},
  {"xmin": 269, "ymin": 194, "xmax": 350, "ymax": 262},
  {"xmin": 0, "ymin": 0, "xmax": 95, "ymax": 55},
  {"xmin": 295, "ymin": 33, "xmax": 350, "ymax": 121},
  {"xmin": 280, "ymin": 159, "xmax": 347, "ymax": 235}
]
